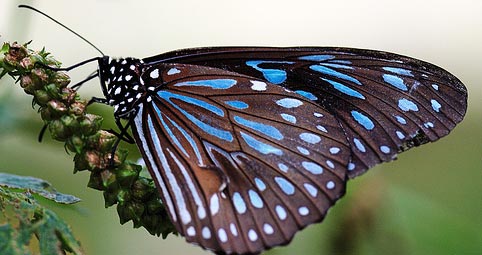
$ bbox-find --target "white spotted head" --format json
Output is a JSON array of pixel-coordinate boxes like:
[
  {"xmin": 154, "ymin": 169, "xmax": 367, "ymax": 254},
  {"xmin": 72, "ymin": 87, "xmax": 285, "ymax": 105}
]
[{"xmin": 99, "ymin": 56, "xmax": 145, "ymax": 118}]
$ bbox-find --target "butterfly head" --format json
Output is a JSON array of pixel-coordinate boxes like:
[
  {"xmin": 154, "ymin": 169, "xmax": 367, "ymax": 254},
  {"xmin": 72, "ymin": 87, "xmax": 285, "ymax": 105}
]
[{"xmin": 98, "ymin": 56, "xmax": 145, "ymax": 118}]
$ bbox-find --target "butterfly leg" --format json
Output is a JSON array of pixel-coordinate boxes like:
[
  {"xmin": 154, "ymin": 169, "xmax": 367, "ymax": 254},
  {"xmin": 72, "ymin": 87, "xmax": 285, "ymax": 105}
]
[
  {"xmin": 105, "ymin": 118, "xmax": 135, "ymax": 166},
  {"xmin": 71, "ymin": 71, "xmax": 99, "ymax": 90}
]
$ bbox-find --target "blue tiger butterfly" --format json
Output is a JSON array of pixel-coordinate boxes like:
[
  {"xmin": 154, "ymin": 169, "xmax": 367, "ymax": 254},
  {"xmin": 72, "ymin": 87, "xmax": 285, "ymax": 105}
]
[{"xmin": 21, "ymin": 5, "xmax": 467, "ymax": 255}]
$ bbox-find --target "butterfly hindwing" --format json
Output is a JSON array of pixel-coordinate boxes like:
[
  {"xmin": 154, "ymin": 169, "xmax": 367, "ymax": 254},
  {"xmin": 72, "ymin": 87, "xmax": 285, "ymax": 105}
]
[
  {"xmin": 147, "ymin": 47, "xmax": 467, "ymax": 177},
  {"xmin": 131, "ymin": 63, "xmax": 351, "ymax": 254}
]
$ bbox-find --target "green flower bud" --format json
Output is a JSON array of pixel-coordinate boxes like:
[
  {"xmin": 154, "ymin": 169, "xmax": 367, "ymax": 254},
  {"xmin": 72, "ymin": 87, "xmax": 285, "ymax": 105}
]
[
  {"xmin": 131, "ymin": 178, "xmax": 152, "ymax": 201},
  {"xmin": 19, "ymin": 56, "xmax": 34, "ymax": 70},
  {"xmin": 97, "ymin": 130, "xmax": 117, "ymax": 152},
  {"xmin": 66, "ymin": 135, "xmax": 84, "ymax": 154},
  {"xmin": 80, "ymin": 114, "xmax": 103, "ymax": 136},
  {"xmin": 60, "ymin": 87, "xmax": 76, "ymax": 104},
  {"xmin": 47, "ymin": 100, "xmax": 68, "ymax": 118},
  {"xmin": 100, "ymin": 168, "xmax": 117, "ymax": 189},
  {"xmin": 48, "ymin": 119, "xmax": 69, "ymax": 141},
  {"xmin": 44, "ymin": 83, "xmax": 60, "ymax": 99},
  {"xmin": 31, "ymin": 68, "xmax": 49, "ymax": 85},
  {"xmin": 146, "ymin": 197, "xmax": 164, "ymax": 215},
  {"xmin": 70, "ymin": 101, "xmax": 86, "ymax": 116},
  {"xmin": 4, "ymin": 43, "xmax": 27, "ymax": 66},
  {"xmin": 116, "ymin": 189, "xmax": 130, "ymax": 204},
  {"xmin": 87, "ymin": 172, "xmax": 103, "ymax": 190},
  {"xmin": 40, "ymin": 107, "xmax": 53, "ymax": 121},
  {"xmin": 34, "ymin": 89, "xmax": 50, "ymax": 106},
  {"xmin": 61, "ymin": 115, "xmax": 79, "ymax": 133},
  {"xmin": 53, "ymin": 72, "xmax": 70, "ymax": 88},
  {"xmin": 103, "ymin": 189, "xmax": 119, "ymax": 207}
]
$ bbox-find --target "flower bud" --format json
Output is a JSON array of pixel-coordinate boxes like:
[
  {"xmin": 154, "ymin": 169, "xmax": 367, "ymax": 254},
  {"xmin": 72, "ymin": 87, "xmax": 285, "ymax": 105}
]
[
  {"xmin": 53, "ymin": 72, "xmax": 70, "ymax": 88},
  {"xmin": 48, "ymin": 119, "xmax": 69, "ymax": 141},
  {"xmin": 47, "ymin": 100, "xmax": 68, "ymax": 118},
  {"xmin": 34, "ymin": 89, "xmax": 50, "ymax": 106},
  {"xmin": 70, "ymin": 101, "xmax": 86, "ymax": 116},
  {"xmin": 80, "ymin": 114, "xmax": 103, "ymax": 136},
  {"xmin": 66, "ymin": 135, "xmax": 84, "ymax": 154}
]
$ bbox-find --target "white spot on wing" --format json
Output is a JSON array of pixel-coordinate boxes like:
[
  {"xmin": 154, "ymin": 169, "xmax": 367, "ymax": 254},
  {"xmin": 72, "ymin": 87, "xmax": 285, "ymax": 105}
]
[
  {"xmin": 150, "ymin": 69, "xmax": 159, "ymax": 79},
  {"xmin": 299, "ymin": 133, "xmax": 321, "ymax": 144},
  {"xmin": 329, "ymin": 147, "xmax": 340, "ymax": 154},
  {"xmin": 210, "ymin": 194, "xmax": 219, "ymax": 216},
  {"xmin": 218, "ymin": 228, "xmax": 228, "ymax": 243},
  {"xmin": 233, "ymin": 192, "xmax": 247, "ymax": 214},
  {"xmin": 248, "ymin": 229, "xmax": 258, "ymax": 242},
  {"xmin": 275, "ymin": 205, "xmax": 287, "ymax": 220},
  {"xmin": 304, "ymin": 183, "xmax": 318, "ymax": 197},
  {"xmin": 251, "ymin": 80, "xmax": 267, "ymax": 91},
  {"xmin": 298, "ymin": 206, "xmax": 309, "ymax": 216},
  {"xmin": 263, "ymin": 223, "xmax": 274, "ymax": 235},
  {"xmin": 202, "ymin": 226, "xmax": 211, "ymax": 239},
  {"xmin": 230, "ymin": 223, "xmax": 238, "ymax": 236},
  {"xmin": 302, "ymin": 161, "xmax": 323, "ymax": 174},
  {"xmin": 186, "ymin": 226, "xmax": 196, "ymax": 236},
  {"xmin": 380, "ymin": 145, "xmax": 391, "ymax": 154},
  {"xmin": 326, "ymin": 181, "xmax": 335, "ymax": 190},
  {"xmin": 167, "ymin": 67, "xmax": 181, "ymax": 75},
  {"xmin": 278, "ymin": 163, "xmax": 288, "ymax": 173},
  {"xmin": 276, "ymin": 98, "xmax": 303, "ymax": 108}
]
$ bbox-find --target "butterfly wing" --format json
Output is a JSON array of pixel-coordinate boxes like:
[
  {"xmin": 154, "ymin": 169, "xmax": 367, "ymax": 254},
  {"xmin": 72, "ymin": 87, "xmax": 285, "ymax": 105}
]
[
  {"xmin": 131, "ymin": 63, "xmax": 351, "ymax": 254},
  {"xmin": 144, "ymin": 47, "xmax": 468, "ymax": 177}
]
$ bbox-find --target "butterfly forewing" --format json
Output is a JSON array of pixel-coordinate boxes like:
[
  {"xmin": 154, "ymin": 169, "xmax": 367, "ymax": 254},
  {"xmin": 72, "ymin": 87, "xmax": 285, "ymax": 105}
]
[
  {"xmin": 148, "ymin": 47, "xmax": 467, "ymax": 177},
  {"xmin": 131, "ymin": 63, "xmax": 350, "ymax": 254}
]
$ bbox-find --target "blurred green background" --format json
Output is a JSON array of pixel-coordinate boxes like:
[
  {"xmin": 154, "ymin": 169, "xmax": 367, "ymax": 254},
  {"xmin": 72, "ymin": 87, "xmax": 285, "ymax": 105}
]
[{"xmin": 1, "ymin": 0, "xmax": 481, "ymax": 254}]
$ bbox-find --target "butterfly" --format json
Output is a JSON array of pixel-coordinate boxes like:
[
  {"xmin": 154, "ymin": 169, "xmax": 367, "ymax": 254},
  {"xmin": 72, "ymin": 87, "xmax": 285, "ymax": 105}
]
[{"xmin": 93, "ymin": 47, "xmax": 467, "ymax": 254}]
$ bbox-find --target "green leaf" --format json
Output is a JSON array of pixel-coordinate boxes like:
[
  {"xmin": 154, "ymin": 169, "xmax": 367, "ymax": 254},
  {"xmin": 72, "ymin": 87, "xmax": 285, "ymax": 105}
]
[
  {"xmin": 0, "ymin": 224, "xmax": 17, "ymax": 255},
  {"xmin": 0, "ymin": 187, "xmax": 84, "ymax": 255},
  {"xmin": 0, "ymin": 173, "xmax": 80, "ymax": 204},
  {"xmin": 0, "ymin": 43, "xmax": 9, "ymax": 55}
]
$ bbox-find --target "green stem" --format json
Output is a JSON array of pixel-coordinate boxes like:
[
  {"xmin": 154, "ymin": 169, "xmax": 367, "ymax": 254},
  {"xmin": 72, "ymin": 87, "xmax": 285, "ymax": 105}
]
[{"xmin": 0, "ymin": 42, "xmax": 176, "ymax": 238}]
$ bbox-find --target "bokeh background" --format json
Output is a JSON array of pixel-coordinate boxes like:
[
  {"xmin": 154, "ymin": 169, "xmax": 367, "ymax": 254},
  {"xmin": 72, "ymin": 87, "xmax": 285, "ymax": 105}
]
[{"xmin": 1, "ymin": 0, "xmax": 481, "ymax": 254}]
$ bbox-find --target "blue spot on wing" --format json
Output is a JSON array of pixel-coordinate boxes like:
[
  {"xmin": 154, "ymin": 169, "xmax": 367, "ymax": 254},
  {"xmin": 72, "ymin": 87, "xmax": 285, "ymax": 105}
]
[
  {"xmin": 158, "ymin": 91, "xmax": 233, "ymax": 142},
  {"xmin": 431, "ymin": 99, "xmax": 441, "ymax": 112},
  {"xmin": 156, "ymin": 107, "xmax": 188, "ymax": 156},
  {"xmin": 330, "ymin": 60, "xmax": 352, "ymax": 64},
  {"xmin": 383, "ymin": 74, "xmax": 408, "ymax": 91},
  {"xmin": 298, "ymin": 55, "xmax": 335, "ymax": 61},
  {"xmin": 276, "ymin": 98, "xmax": 303, "ymax": 108},
  {"xmin": 225, "ymin": 100, "xmax": 249, "ymax": 110},
  {"xmin": 234, "ymin": 116, "xmax": 283, "ymax": 140},
  {"xmin": 398, "ymin": 98, "xmax": 419, "ymax": 112},
  {"xmin": 319, "ymin": 63, "xmax": 353, "ymax": 69},
  {"xmin": 383, "ymin": 67, "xmax": 414, "ymax": 77},
  {"xmin": 158, "ymin": 91, "xmax": 224, "ymax": 117},
  {"xmin": 322, "ymin": 78, "xmax": 365, "ymax": 99},
  {"xmin": 246, "ymin": 60, "xmax": 294, "ymax": 84},
  {"xmin": 175, "ymin": 79, "xmax": 237, "ymax": 89},
  {"xmin": 295, "ymin": 90, "xmax": 318, "ymax": 100},
  {"xmin": 395, "ymin": 115, "xmax": 407, "ymax": 125},
  {"xmin": 280, "ymin": 113, "xmax": 296, "ymax": 123},
  {"xmin": 274, "ymin": 177, "xmax": 295, "ymax": 195},
  {"xmin": 351, "ymin": 110, "xmax": 375, "ymax": 130},
  {"xmin": 240, "ymin": 131, "xmax": 283, "ymax": 155},
  {"xmin": 310, "ymin": 65, "xmax": 362, "ymax": 85}
]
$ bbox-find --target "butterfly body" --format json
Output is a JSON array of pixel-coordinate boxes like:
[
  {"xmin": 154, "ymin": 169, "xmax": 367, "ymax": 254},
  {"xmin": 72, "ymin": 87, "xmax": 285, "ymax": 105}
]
[{"xmin": 96, "ymin": 47, "xmax": 467, "ymax": 254}]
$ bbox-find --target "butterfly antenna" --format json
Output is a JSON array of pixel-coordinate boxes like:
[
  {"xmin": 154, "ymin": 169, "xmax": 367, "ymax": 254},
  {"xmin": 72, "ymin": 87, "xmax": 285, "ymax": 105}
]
[{"xmin": 18, "ymin": 5, "xmax": 105, "ymax": 56}]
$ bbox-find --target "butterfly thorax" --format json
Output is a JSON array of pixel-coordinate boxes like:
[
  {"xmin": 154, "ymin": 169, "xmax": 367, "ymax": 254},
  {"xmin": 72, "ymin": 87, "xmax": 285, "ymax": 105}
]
[{"xmin": 98, "ymin": 56, "xmax": 147, "ymax": 118}]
